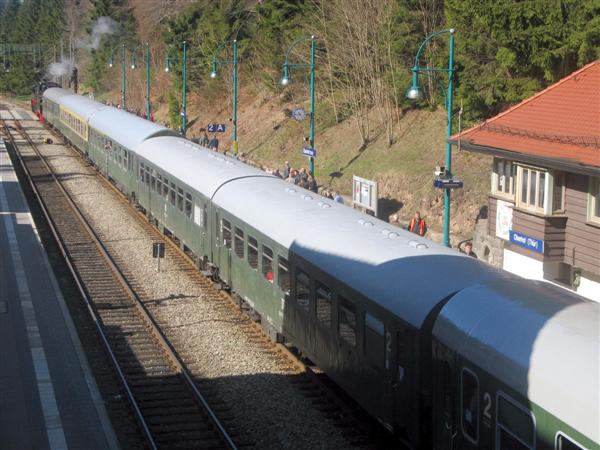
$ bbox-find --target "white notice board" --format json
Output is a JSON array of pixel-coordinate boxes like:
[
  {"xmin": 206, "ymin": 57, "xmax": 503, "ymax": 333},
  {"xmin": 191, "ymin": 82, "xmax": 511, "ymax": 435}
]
[{"xmin": 352, "ymin": 175, "xmax": 378, "ymax": 217}]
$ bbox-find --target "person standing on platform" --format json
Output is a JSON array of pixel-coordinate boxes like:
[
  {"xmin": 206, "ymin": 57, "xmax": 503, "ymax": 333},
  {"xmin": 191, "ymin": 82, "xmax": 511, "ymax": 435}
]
[
  {"xmin": 407, "ymin": 211, "xmax": 427, "ymax": 236},
  {"xmin": 208, "ymin": 134, "xmax": 219, "ymax": 152}
]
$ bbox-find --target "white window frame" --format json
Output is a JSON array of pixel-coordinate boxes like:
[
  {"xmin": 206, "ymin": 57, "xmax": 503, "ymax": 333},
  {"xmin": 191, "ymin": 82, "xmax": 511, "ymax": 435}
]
[
  {"xmin": 555, "ymin": 432, "xmax": 588, "ymax": 450},
  {"xmin": 588, "ymin": 177, "xmax": 600, "ymax": 224},
  {"xmin": 516, "ymin": 164, "xmax": 551, "ymax": 214},
  {"xmin": 492, "ymin": 158, "xmax": 515, "ymax": 199}
]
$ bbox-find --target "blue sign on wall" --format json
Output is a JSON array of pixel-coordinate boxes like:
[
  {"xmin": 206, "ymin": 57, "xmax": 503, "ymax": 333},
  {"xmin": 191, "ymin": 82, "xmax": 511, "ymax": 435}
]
[
  {"xmin": 207, "ymin": 123, "xmax": 226, "ymax": 133},
  {"xmin": 509, "ymin": 230, "xmax": 544, "ymax": 254}
]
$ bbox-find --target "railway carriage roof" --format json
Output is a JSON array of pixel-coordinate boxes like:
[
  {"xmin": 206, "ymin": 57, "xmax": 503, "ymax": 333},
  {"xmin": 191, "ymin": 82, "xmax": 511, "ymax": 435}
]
[
  {"xmin": 212, "ymin": 176, "xmax": 507, "ymax": 328},
  {"xmin": 89, "ymin": 109, "xmax": 177, "ymax": 151},
  {"xmin": 135, "ymin": 136, "xmax": 275, "ymax": 196},
  {"xmin": 57, "ymin": 93, "xmax": 108, "ymax": 121},
  {"xmin": 433, "ymin": 280, "xmax": 599, "ymax": 443},
  {"xmin": 43, "ymin": 87, "xmax": 74, "ymax": 103}
]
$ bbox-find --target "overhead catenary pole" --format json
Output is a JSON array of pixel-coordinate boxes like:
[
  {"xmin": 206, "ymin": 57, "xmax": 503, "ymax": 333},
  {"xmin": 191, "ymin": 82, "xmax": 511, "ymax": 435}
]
[
  {"xmin": 181, "ymin": 40, "xmax": 187, "ymax": 136},
  {"xmin": 308, "ymin": 36, "xmax": 316, "ymax": 177},
  {"xmin": 145, "ymin": 42, "xmax": 151, "ymax": 119},
  {"xmin": 232, "ymin": 39, "xmax": 238, "ymax": 158},
  {"xmin": 121, "ymin": 43, "xmax": 126, "ymax": 109}
]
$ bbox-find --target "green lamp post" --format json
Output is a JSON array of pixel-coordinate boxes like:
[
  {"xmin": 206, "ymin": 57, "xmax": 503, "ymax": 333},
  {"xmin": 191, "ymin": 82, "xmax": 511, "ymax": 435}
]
[
  {"xmin": 108, "ymin": 43, "xmax": 127, "ymax": 109},
  {"xmin": 210, "ymin": 39, "xmax": 238, "ymax": 158},
  {"xmin": 281, "ymin": 35, "xmax": 316, "ymax": 176},
  {"xmin": 131, "ymin": 42, "xmax": 152, "ymax": 119},
  {"xmin": 406, "ymin": 29, "xmax": 455, "ymax": 247},
  {"xmin": 165, "ymin": 40, "xmax": 188, "ymax": 136}
]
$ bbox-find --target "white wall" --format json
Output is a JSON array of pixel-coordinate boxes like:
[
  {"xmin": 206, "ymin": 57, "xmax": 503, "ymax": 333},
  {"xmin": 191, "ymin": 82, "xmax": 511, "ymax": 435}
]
[
  {"xmin": 503, "ymin": 248, "xmax": 600, "ymax": 303},
  {"xmin": 576, "ymin": 275, "xmax": 600, "ymax": 303},
  {"xmin": 503, "ymin": 248, "xmax": 544, "ymax": 280}
]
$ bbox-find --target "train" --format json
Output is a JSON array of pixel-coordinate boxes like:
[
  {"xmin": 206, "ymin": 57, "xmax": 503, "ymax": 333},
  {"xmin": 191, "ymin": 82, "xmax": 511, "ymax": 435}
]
[{"xmin": 39, "ymin": 87, "xmax": 599, "ymax": 450}]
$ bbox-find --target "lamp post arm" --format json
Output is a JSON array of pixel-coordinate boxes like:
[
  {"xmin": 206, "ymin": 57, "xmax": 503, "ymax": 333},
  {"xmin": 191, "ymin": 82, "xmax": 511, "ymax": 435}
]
[
  {"xmin": 283, "ymin": 36, "xmax": 313, "ymax": 68},
  {"xmin": 413, "ymin": 28, "xmax": 455, "ymax": 69}
]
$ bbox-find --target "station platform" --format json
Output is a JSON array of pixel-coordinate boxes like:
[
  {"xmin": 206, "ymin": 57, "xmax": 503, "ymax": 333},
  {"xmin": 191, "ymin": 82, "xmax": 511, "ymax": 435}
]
[{"xmin": 0, "ymin": 139, "xmax": 119, "ymax": 449}]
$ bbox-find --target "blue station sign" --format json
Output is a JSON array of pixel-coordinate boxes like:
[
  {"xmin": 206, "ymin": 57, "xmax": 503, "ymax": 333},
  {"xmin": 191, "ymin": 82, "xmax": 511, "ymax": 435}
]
[
  {"xmin": 509, "ymin": 230, "xmax": 544, "ymax": 254},
  {"xmin": 207, "ymin": 123, "xmax": 227, "ymax": 133},
  {"xmin": 433, "ymin": 178, "xmax": 464, "ymax": 189},
  {"xmin": 302, "ymin": 147, "xmax": 316, "ymax": 157}
]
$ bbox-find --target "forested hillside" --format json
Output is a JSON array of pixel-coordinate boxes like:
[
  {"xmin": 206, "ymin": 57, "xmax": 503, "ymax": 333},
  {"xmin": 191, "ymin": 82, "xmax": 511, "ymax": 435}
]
[{"xmin": 1, "ymin": 0, "xmax": 598, "ymax": 241}]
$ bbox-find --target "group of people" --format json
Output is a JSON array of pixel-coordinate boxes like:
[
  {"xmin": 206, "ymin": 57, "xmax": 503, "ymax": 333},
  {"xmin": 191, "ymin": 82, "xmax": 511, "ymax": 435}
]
[
  {"xmin": 191, "ymin": 130, "xmax": 221, "ymax": 152},
  {"xmin": 104, "ymin": 100, "xmax": 155, "ymax": 122}
]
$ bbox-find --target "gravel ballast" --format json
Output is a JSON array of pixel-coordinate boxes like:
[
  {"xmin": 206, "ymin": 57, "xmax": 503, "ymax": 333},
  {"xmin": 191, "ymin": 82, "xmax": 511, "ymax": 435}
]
[{"xmin": 31, "ymin": 122, "xmax": 365, "ymax": 450}]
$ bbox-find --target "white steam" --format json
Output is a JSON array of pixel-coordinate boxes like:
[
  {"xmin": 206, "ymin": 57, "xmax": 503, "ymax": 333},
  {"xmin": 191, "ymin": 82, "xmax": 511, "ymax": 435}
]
[
  {"xmin": 47, "ymin": 57, "xmax": 75, "ymax": 78},
  {"xmin": 76, "ymin": 16, "xmax": 119, "ymax": 50}
]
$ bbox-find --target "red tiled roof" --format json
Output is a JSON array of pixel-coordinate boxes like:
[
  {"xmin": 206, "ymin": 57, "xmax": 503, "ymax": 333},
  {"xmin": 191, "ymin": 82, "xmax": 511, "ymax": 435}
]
[{"xmin": 452, "ymin": 60, "xmax": 600, "ymax": 168}]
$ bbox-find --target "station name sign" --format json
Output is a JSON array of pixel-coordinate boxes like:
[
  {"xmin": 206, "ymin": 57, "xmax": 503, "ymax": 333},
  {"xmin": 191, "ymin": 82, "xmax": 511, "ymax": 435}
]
[{"xmin": 509, "ymin": 230, "xmax": 544, "ymax": 254}]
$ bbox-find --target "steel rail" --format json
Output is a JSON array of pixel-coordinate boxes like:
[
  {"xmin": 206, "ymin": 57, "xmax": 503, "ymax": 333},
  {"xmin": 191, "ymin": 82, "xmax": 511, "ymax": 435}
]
[{"xmin": 4, "ymin": 113, "xmax": 237, "ymax": 450}]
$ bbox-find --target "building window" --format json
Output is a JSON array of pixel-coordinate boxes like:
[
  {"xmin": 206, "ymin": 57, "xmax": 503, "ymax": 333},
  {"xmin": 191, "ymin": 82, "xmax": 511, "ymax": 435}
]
[
  {"xmin": 492, "ymin": 159, "xmax": 515, "ymax": 198},
  {"xmin": 517, "ymin": 166, "xmax": 546, "ymax": 213},
  {"xmin": 589, "ymin": 177, "xmax": 600, "ymax": 224},
  {"xmin": 552, "ymin": 172, "xmax": 565, "ymax": 213}
]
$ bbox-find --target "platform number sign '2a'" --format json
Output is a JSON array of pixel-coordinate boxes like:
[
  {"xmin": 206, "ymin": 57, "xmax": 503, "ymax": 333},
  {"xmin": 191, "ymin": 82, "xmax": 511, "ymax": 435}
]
[{"xmin": 207, "ymin": 123, "xmax": 226, "ymax": 133}]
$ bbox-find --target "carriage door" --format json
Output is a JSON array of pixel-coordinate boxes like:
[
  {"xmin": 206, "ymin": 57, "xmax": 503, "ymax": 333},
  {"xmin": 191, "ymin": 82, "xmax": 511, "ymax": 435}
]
[
  {"xmin": 219, "ymin": 218, "xmax": 232, "ymax": 286},
  {"xmin": 433, "ymin": 341, "xmax": 457, "ymax": 450}
]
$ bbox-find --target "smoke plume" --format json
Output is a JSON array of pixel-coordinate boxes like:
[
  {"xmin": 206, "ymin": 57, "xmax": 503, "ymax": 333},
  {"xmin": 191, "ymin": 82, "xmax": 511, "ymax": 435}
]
[
  {"xmin": 46, "ymin": 57, "xmax": 75, "ymax": 78},
  {"xmin": 76, "ymin": 16, "xmax": 119, "ymax": 50}
]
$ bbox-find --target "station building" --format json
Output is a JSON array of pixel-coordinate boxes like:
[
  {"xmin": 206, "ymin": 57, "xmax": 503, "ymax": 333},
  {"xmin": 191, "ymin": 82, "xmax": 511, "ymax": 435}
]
[{"xmin": 450, "ymin": 60, "xmax": 600, "ymax": 302}]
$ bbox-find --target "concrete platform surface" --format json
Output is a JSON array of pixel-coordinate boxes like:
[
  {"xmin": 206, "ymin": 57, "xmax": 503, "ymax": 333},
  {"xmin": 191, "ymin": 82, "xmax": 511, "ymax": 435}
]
[{"xmin": 0, "ymin": 138, "xmax": 119, "ymax": 450}]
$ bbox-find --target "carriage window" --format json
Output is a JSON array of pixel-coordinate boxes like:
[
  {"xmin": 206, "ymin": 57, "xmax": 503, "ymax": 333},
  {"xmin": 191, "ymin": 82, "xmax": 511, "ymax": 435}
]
[
  {"xmin": 247, "ymin": 236, "xmax": 258, "ymax": 270},
  {"xmin": 144, "ymin": 166, "xmax": 150, "ymax": 185},
  {"xmin": 262, "ymin": 245, "xmax": 273, "ymax": 282},
  {"xmin": 139, "ymin": 163, "xmax": 144, "ymax": 182},
  {"xmin": 169, "ymin": 182, "xmax": 176, "ymax": 205},
  {"xmin": 461, "ymin": 368, "xmax": 479, "ymax": 443},
  {"xmin": 316, "ymin": 283, "xmax": 332, "ymax": 327},
  {"xmin": 234, "ymin": 227, "xmax": 244, "ymax": 258},
  {"xmin": 222, "ymin": 219, "xmax": 232, "ymax": 248},
  {"xmin": 177, "ymin": 187, "xmax": 184, "ymax": 211},
  {"xmin": 338, "ymin": 296, "xmax": 356, "ymax": 346},
  {"xmin": 556, "ymin": 434, "xmax": 585, "ymax": 450},
  {"xmin": 185, "ymin": 193, "xmax": 192, "ymax": 218},
  {"xmin": 278, "ymin": 256, "xmax": 290, "ymax": 292},
  {"xmin": 163, "ymin": 177, "xmax": 169, "ymax": 198},
  {"xmin": 295, "ymin": 270, "xmax": 310, "ymax": 312},
  {"xmin": 157, "ymin": 174, "xmax": 162, "ymax": 191},
  {"xmin": 151, "ymin": 172, "xmax": 157, "ymax": 192},
  {"xmin": 497, "ymin": 394, "xmax": 535, "ymax": 450},
  {"xmin": 123, "ymin": 150, "xmax": 129, "ymax": 169},
  {"xmin": 365, "ymin": 313, "xmax": 384, "ymax": 368}
]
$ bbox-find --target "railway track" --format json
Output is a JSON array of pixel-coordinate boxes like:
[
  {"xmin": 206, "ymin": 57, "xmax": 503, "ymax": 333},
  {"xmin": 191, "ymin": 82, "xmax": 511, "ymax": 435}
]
[{"xmin": 1, "ymin": 110, "xmax": 238, "ymax": 450}]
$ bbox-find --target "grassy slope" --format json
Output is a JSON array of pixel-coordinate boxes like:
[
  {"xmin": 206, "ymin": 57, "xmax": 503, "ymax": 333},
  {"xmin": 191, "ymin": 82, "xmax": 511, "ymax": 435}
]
[{"xmin": 177, "ymin": 86, "xmax": 491, "ymax": 245}]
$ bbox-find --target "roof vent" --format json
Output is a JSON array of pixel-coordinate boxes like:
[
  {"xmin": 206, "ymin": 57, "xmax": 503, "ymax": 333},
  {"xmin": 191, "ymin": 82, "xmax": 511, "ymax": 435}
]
[
  {"xmin": 317, "ymin": 201, "xmax": 332, "ymax": 209},
  {"xmin": 285, "ymin": 187, "xmax": 297, "ymax": 194},
  {"xmin": 388, "ymin": 232, "xmax": 400, "ymax": 239},
  {"xmin": 301, "ymin": 194, "xmax": 313, "ymax": 200},
  {"xmin": 357, "ymin": 219, "xmax": 374, "ymax": 227},
  {"xmin": 381, "ymin": 229, "xmax": 390, "ymax": 236},
  {"xmin": 408, "ymin": 240, "xmax": 428, "ymax": 249}
]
